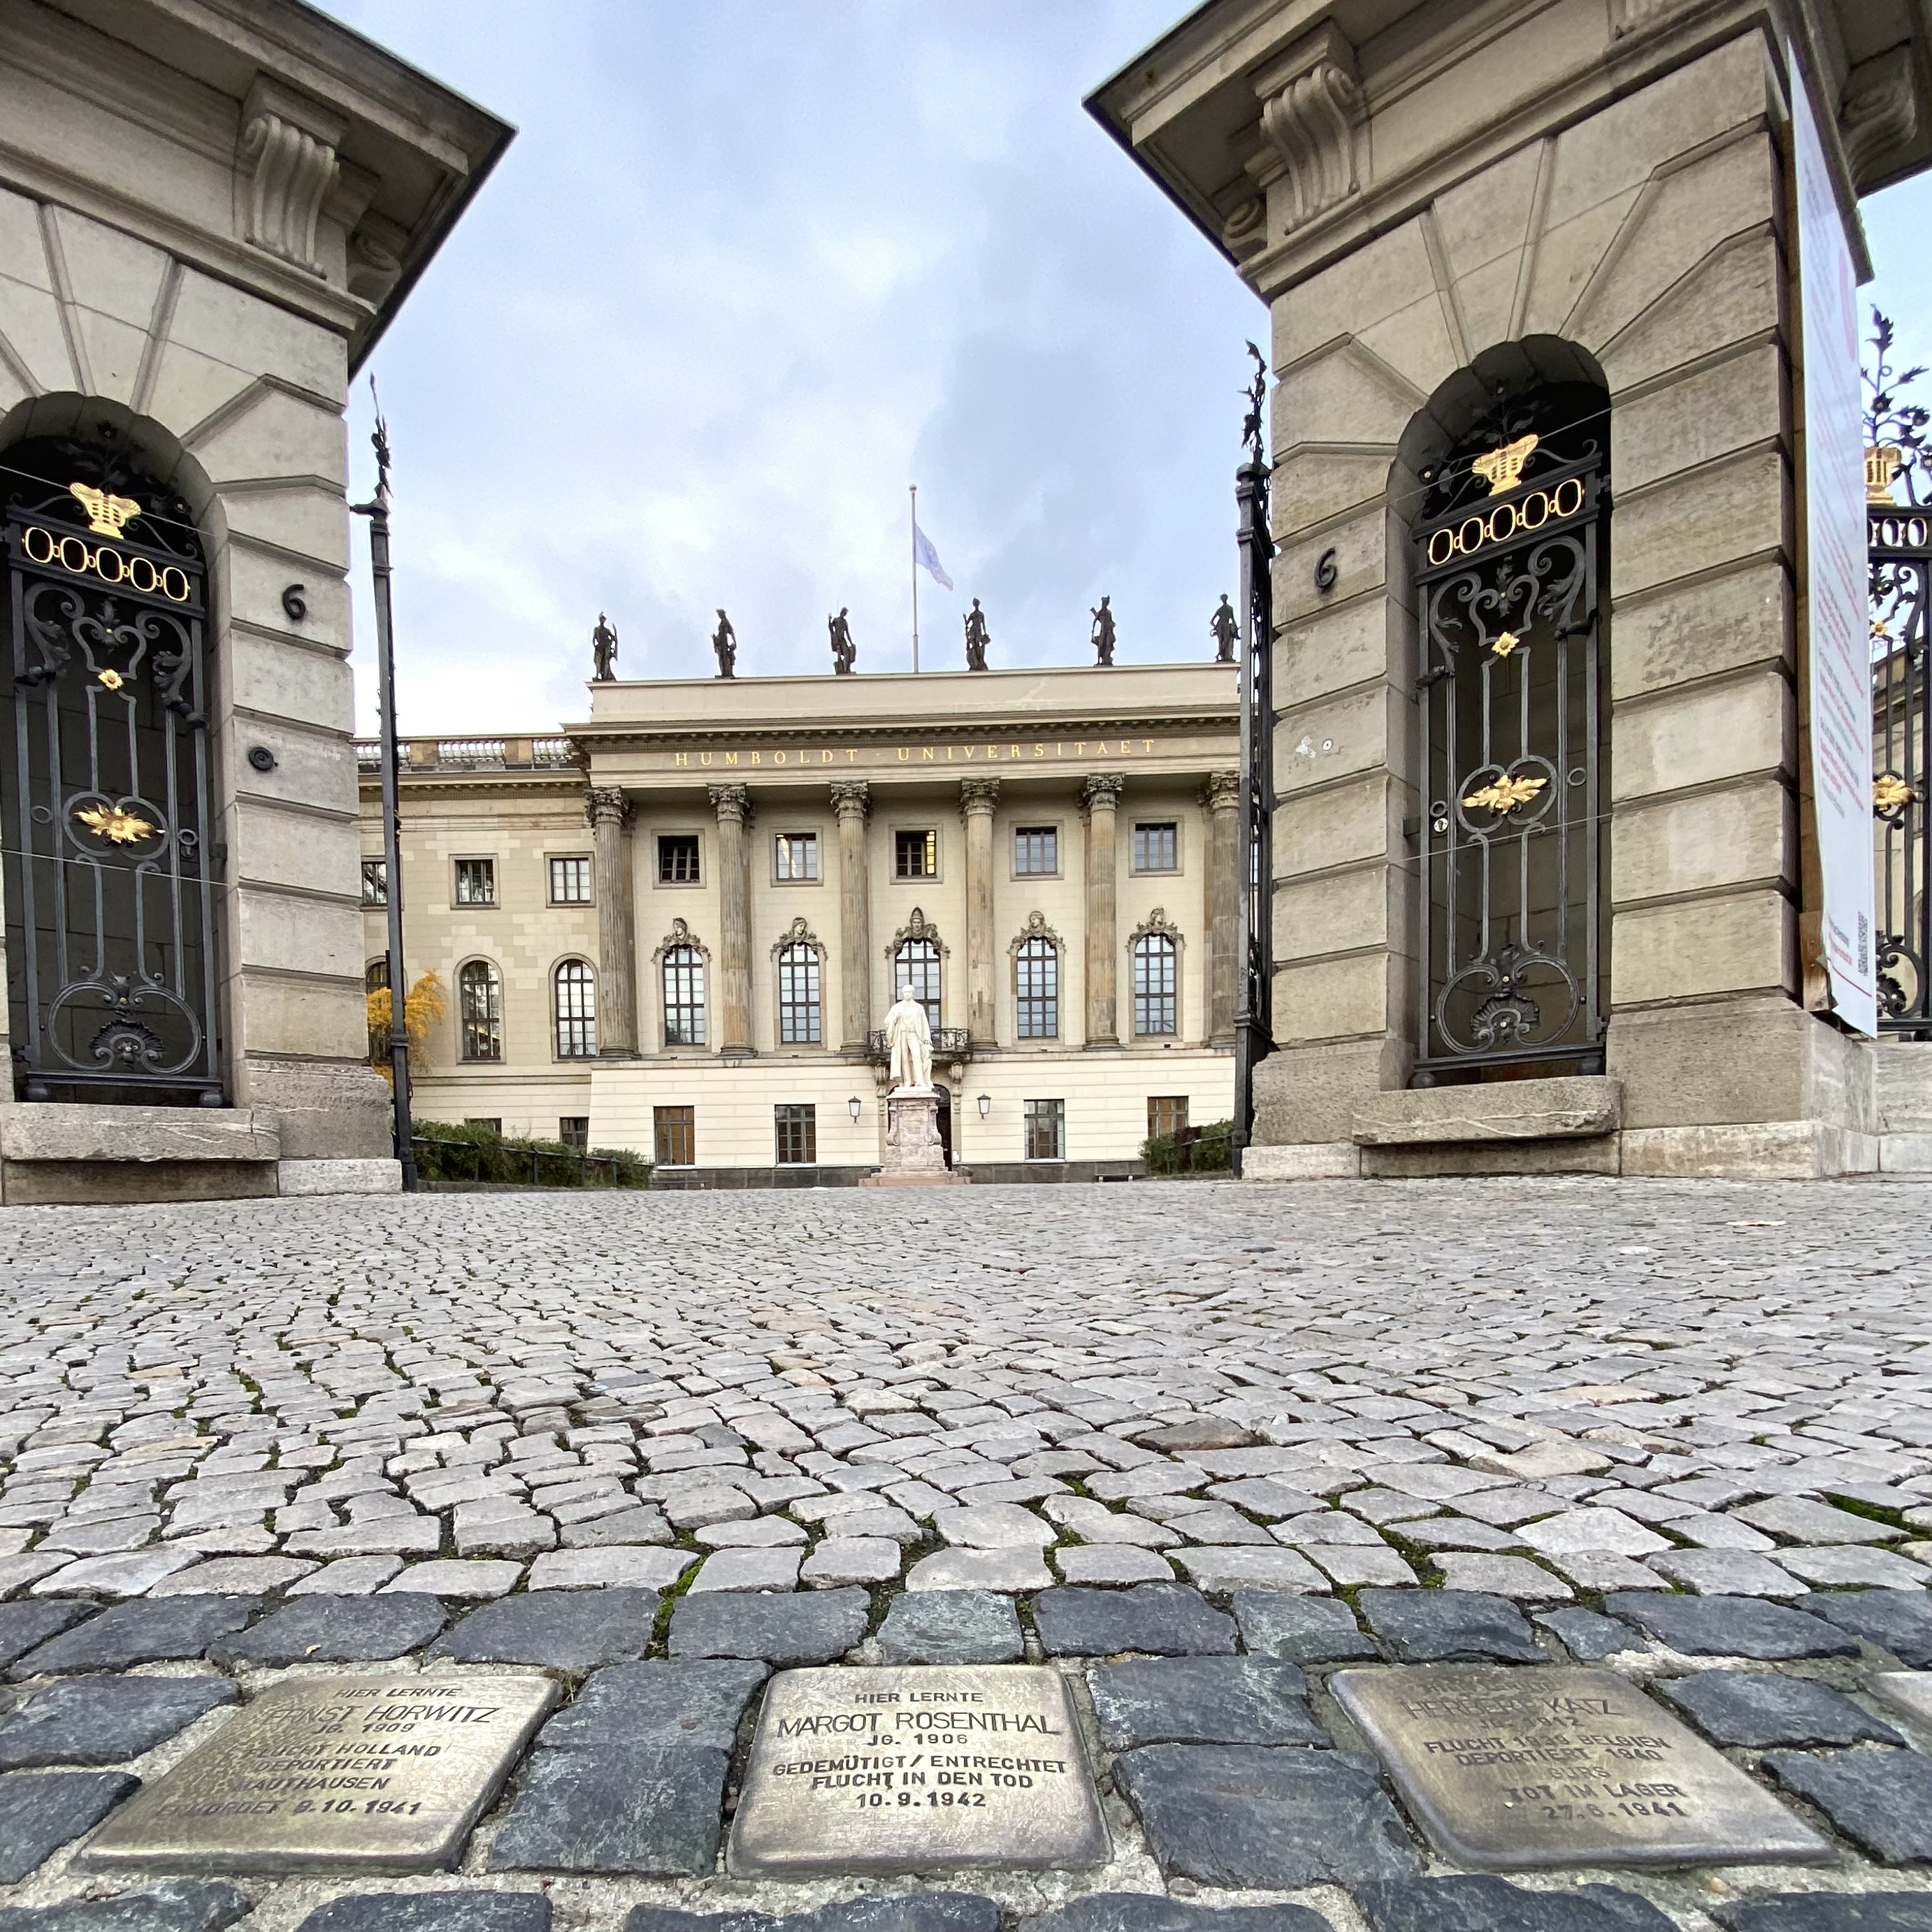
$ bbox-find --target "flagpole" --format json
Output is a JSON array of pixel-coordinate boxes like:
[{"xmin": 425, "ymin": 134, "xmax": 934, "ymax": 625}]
[{"xmin": 909, "ymin": 483, "xmax": 919, "ymax": 673}]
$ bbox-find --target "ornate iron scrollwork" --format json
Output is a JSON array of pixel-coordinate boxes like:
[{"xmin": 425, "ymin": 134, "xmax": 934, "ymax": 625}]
[
  {"xmin": 2, "ymin": 433, "xmax": 222, "ymax": 1104},
  {"xmin": 1411, "ymin": 385, "xmax": 1610, "ymax": 1083}
]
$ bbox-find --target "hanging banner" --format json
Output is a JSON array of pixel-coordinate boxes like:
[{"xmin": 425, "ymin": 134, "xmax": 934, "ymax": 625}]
[{"xmin": 1792, "ymin": 56, "xmax": 1877, "ymax": 1039}]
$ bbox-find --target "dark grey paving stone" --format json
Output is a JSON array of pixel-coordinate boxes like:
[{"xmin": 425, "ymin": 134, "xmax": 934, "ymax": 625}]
[
  {"xmin": 1657, "ymin": 1671, "xmax": 1905, "ymax": 1749},
  {"xmin": 1232, "ymin": 1592, "xmax": 1375, "ymax": 1664},
  {"xmin": 1032, "ymin": 1585, "xmax": 1235, "ymax": 1659},
  {"xmin": 1023, "ymin": 1898, "xmax": 1329, "ymax": 1932},
  {"xmin": 1535, "ymin": 1608, "xmax": 1638, "ymax": 1663},
  {"xmin": 489, "ymin": 1744, "xmax": 728, "ymax": 1874},
  {"xmin": 1761, "ymin": 1748, "xmax": 1932, "ymax": 1862},
  {"xmin": 1358, "ymin": 1592, "xmax": 1541, "ymax": 1664},
  {"xmin": 1721, "ymin": 1894, "xmax": 1932, "ymax": 1932},
  {"xmin": 0, "ymin": 1676, "xmax": 236, "ymax": 1768},
  {"xmin": 538, "ymin": 1660, "xmax": 767, "ymax": 1751},
  {"xmin": 669, "ymin": 1589, "xmax": 869, "ymax": 1666},
  {"xmin": 1601, "ymin": 1594, "xmax": 1857, "ymax": 1661},
  {"xmin": 294, "ymin": 1896, "xmax": 552, "ymax": 1932},
  {"xmin": 0, "ymin": 1603, "xmax": 94, "ymax": 1671},
  {"xmin": 625, "ymin": 1898, "xmax": 998, "ymax": 1932},
  {"xmin": 0, "ymin": 1880, "xmax": 250, "ymax": 1932},
  {"xmin": 1794, "ymin": 1590, "xmax": 1932, "ymax": 1667},
  {"xmin": 877, "ymin": 1592, "xmax": 1022, "ymax": 1665},
  {"xmin": 9, "ymin": 1601, "xmax": 259, "ymax": 1680},
  {"xmin": 1113, "ymin": 1743, "xmax": 1418, "ymax": 1887},
  {"xmin": 431, "ymin": 1589, "xmax": 658, "ymax": 1670},
  {"xmin": 0, "ymin": 1771, "xmax": 140, "ymax": 1881},
  {"xmin": 1355, "ymin": 1876, "xmax": 1675, "ymax": 1932},
  {"xmin": 210, "ymin": 1592, "xmax": 448, "ymax": 1667},
  {"xmin": 1088, "ymin": 1658, "xmax": 1325, "ymax": 1750}
]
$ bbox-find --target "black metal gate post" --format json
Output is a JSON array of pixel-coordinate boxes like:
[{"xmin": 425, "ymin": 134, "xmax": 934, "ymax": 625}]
[
  {"xmin": 1873, "ymin": 495, "xmax": 1932, "ymax": 1032},
  {"xmin": 1232, "ymin": 343, "xmax": 1276, "ymax": 1174},
  {"xmin": 352, "ymin": 394, "xmax": 417, "ymax": 1190}
]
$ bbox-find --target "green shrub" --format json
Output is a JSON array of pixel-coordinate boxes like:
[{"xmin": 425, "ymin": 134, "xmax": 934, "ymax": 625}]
[
  {"xmin": 410, "ymin": 1119, "xmax": 651, "ymax": 1189},
  {"xmin": 1141, "ymin": 1119, "xmax": 1234, "ymax": 1176}
]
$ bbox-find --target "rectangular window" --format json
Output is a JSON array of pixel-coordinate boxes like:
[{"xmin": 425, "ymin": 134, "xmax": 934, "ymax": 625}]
[
  {"xmin": 895, "ymin": 828, "xmax": 937, "ymax": 879},
  {"xmin": 1133, "ymin": 934, "xmax": 1178, "ymax": 1037},
  {"xmin": 775, "ymin": 1103, "xmax": 817, "ymax": 1166},
  {"xmin": 454, "ymin": 858, "xmax": 496, "ymax": 905},
  {"xmin": 361, "ymin": 858, "xmax": 387, "ymax": 906},
  {"xmin": 658, "ymin": 834, "xmax": 701, "ymax": 884},
  {"xmin": 1015, "ymin": 938, "xmax": 1059, "ymax": 1039},
  {"xmin": 1023, "ymin": 1099, "xmax": 1065, "ymax": 1162},
  {"xmin": 775, "ymin": 832, "xmax": 820, "ymax": 881},
  {"xmin": 1133, "ymin": 822, "xmax": 1178, "ymax": 872},
  {"xmin": 663, "ymin": 946, "xmax": 707, "ymax": 1046},
  {"xmin": 559, "ymin": 1116, "xmax": 590, "ymax": 1153},
  {"xmin": 1014, "ymin": 826, "xmax": 1058, "ymax": 876},
  {"xmin": 777, "ymin": 944, "xmax": 822, "ymax": 1044},
  {"xmin": 654, "ymin": 1106, "xmax": 695, "ymax": 1166},
  {"xmin": 1148, "ymin": 1096, "xmax": 1189, "ymax": 1141},
  {"xmin": 548, "ymin": 856, "xmax": 591, "ymax": 904}
]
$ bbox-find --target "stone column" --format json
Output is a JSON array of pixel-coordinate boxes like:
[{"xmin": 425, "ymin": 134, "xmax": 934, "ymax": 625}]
[
  {"xmin": 830, "ymin": 779, "xmax": 872, "ymax": 1053},
  {"xmin": 1083, "ymin": 774, "xmax": 1124, "ymax": 1046},
  {"xmin": 586, "ymin": 788, "xmax": 637, "ymax": 1056},
  {"xmin": 709, "ymin": 783, "xmax": 754, "ymax": 1056},
  {"xmin": 960, "ymin": 777, "xmax": 1000, "ymax": 1046},
  {"xmin": 1204, "ymin": 769, "xmax": 1241, "ymax": 1045}
]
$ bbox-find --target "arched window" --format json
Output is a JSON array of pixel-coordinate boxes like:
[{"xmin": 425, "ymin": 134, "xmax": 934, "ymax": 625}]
[
  {"xmin": 663, "ymin": 944, "xmax": 706, "ymax": 1046},
  {"xmin": 1132, "ymin": 933, "xmax": 1177, "ymax": 1037},
  {"xmin": 777, "ymin": 942, "xmax": 821, "ymax": 1044},
  {"xmin": 554, "ymin": 959, "xmax": 596, "ymax": 1058},
  {"xmin": 458, "ymin": 960, "xmax": 503, "ymax": 1062},
  {"xmin": 365, "ymin": 959, "xmax": 389, "ymax": 1065},
  {"xmin": 895, "ymin": 937, "xmax": 941, "ymax": 1030},
  {"xmin": 1015, "ymin": 937, "xmax": 1058, "ymax": 1039}
]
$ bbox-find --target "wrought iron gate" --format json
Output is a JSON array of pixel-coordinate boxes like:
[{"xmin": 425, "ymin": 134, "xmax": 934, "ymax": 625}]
[
  {"xmin": 1411, "ymin": 390, "xmax": 1610, "ymax": 1083},
  {"xmin": 1, "ymin": 436, "xmax": 222, "ymax": 1103},
  {"xmin": 1873, "ymin": 489, "xmax": 1932, "ymax": 1034}
]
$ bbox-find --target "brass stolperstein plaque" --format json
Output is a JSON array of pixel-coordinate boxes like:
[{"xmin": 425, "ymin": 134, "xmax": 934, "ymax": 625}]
[
  {"xmin": 730, "ymin": 1664, "xmax": 1108, "ymax": 1876},
  {"xmin": 1332, "ymin": 1665, "xmax": 1832, "ymax": 1869},
  {"xmin": 80, "ymin": 1673, "xmax": 558, "ymax": 1873}
]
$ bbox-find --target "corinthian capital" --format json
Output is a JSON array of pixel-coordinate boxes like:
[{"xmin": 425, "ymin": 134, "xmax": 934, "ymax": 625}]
[
  {"xmin": 959, "ymin": 776, "xmax": 1001, "ymax": 815},
  {"xmin": 1203, "ymin": 769, "xmax": 1242, "ymax": 814},
  {"xmin": 828, "ymin": 778, "xmax": 872, "ymax": 821},
  {"xmin": 584, "ymin": 786, "xmax": 630, "ymax": 828},
  {"xmin": 708, "ymin": 782, "xmax": 751, "ymax": 824},
  {"xmin": 1253, "ymin": 26, "xmax": 1364, "ymax": 235},
  {"xmin": 1082, "ymin": 772, "xmax": 1125, "ymax": 814}
]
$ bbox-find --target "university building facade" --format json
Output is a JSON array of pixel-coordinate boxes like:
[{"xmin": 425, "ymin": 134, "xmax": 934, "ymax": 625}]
[{"xmin": 359, "ymin": 665, "xmax": 1239, "ymax": 1183}]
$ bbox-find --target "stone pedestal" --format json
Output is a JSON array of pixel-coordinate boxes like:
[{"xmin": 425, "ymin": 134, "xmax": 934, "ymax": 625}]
[{"xmin": 860, "ymin": 1089, "xmax": 968, "ymax": 1187}]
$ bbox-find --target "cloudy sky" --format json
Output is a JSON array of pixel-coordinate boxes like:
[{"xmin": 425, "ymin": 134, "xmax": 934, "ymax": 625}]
[{"xmin": 312, "ymin": 3, "xmax": 1932, "ymax": 739}]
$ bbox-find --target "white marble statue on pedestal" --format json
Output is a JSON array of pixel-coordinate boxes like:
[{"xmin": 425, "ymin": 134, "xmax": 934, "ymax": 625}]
[{"xmin": 884, "ymin": 983, "xmax": 934, "ymax": 1093}]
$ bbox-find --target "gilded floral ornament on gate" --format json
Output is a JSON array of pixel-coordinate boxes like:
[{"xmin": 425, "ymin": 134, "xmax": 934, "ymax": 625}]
[
  {"xmin": 75, "ymin": 802, "xmax": 157, "ymax": 845},
  {"xmin": 1462, "ymin": 773, "xmax": 1548, "ymax": 814},
  {"xmin": 1875, "ymin": 772, "xmax": 1917, "ymax": 814},
  {"xmin": 96, "ymin": 668, "xmax": 124, "ymax": 691},
  {"xmin": 1491, "ymin": 630, "xmax": 1522, "ymax": 658},
  {"xmin": 68, "ymin": 483, "xmax": 142, "ymax": 538},
  {"xmin": 1472, "ymin": 435, "xmax": 1538, "ymax": 495}
]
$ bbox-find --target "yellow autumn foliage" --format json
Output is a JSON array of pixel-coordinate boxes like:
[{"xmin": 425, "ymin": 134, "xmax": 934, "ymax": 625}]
[{"xmin": 366, "ymin": 970, "xmax": 447, "ymax": 1081}]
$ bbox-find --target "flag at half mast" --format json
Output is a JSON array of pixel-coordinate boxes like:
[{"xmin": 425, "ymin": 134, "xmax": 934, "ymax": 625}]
[{"xmin": 914, "ymin": 523, "xmax": 953, "ymax": 591}]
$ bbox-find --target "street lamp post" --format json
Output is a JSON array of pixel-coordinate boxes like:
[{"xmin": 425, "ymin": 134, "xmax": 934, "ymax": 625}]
[{"xmin": 352, "ymin": 384, "xmax": 418, "ymax": 1192}]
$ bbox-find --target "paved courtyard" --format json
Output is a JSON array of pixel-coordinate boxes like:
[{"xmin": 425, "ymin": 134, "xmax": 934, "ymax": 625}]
[{"xmin": 0, "ymin": 1178, "xmax": 1929, "ymax": 1929}]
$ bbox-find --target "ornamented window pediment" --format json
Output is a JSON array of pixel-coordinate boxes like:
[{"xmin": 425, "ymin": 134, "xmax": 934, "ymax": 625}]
[
  {"xmin": 1128, "ymin": 907, "xmax": 1183, "ymax": 949},
  {"xmin": 653, "ymin": 916, "xmax": 710, "ymax": 965},
  {"xmin": 770, "ymin": 914, "xmax": 825, "ymax": 961},
  {"xmin": 1008, "ymin": 909, "xmax": 1065, "ymax": 958},
  {"xmin": 887, "ymin": 905, "xmax": 947, "ymax": 957}
]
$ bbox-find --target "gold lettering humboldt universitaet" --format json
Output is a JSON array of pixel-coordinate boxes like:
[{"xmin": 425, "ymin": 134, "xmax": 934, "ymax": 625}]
[{"xmin": 671, "ymin": 737, "xmax": 1160, "ymax": 770}]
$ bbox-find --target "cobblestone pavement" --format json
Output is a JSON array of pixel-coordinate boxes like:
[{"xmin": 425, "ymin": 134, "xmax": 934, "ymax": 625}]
[{"xmin": 0, "ymin": 1179, "xmax": 1929, "ymax": 1929}]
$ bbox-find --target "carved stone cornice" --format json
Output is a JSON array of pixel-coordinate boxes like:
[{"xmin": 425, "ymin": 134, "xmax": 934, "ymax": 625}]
[
  {"xmin": 238, "ymin": 77, "xmax": 346, "ymax": 277},
  {"xmin": 828, "ymin": 778, "xmax": 872, "ymax": 820},
  {"xmin": 653, "ymin": 916, "xmax": 709, "ymax": 965},
  {"xmin": 1842, "ymin": 50, "xmax": 1919, "ymax": 185},
  {"xmin": 707, "ymin": 783, "xmax": 751, "ymax": 824},
  {"xmin": 959, "ymin": 775, "xmax": 1001, "ymax": 814},
  {"xmin": 1252, "ymin": 25, "xmax": 1365, "ymax": 236},
  {"xmin": 888, "ymin": 906, "xmax": 948, "ymax": 958},
  {"xmin": 1203, "ymin": 769, "xmax": 1242, "ymax": 813},
  {"xmin": 1009, "ymin": 909, "xmax": 1065, "ymax": 958},
  {"xmin": 770, "ymin": 914, "xmax": 825, "ymax": 960},
  {"xmin": 584, "ymin": 786, "xmax": 630, "ymax": 828},
  {"xmin": 1082, "ymin": 772, "xmax": 1125, "ymax": 814}
]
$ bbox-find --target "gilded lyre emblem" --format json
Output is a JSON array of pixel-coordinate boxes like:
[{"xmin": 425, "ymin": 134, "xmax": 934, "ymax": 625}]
[
  {"xmin": 1868, "ymin": 446, "xmax": 1902, "ymax": 505},
  {"xmin": 68, "ymin": 482, "xmax": 143, "ymax": 539},
  {"xmin": 1491, "ymin": 630, "xmax": 1522, "ymax": 658},
  {"xmin": 74, "ymin": 802, "xmax": 157, "ymax": 845},
  {"xmin": 1462, "ymin": 773, "xmax": 1548, "ymax": 814},
  {"xmin": 1473, "ymin": 435, "xmax": 1538, "ymax": 496},
  {"xmin": 1875, "ymin": 772, "xmax": 1917, "ymax": 814}
]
